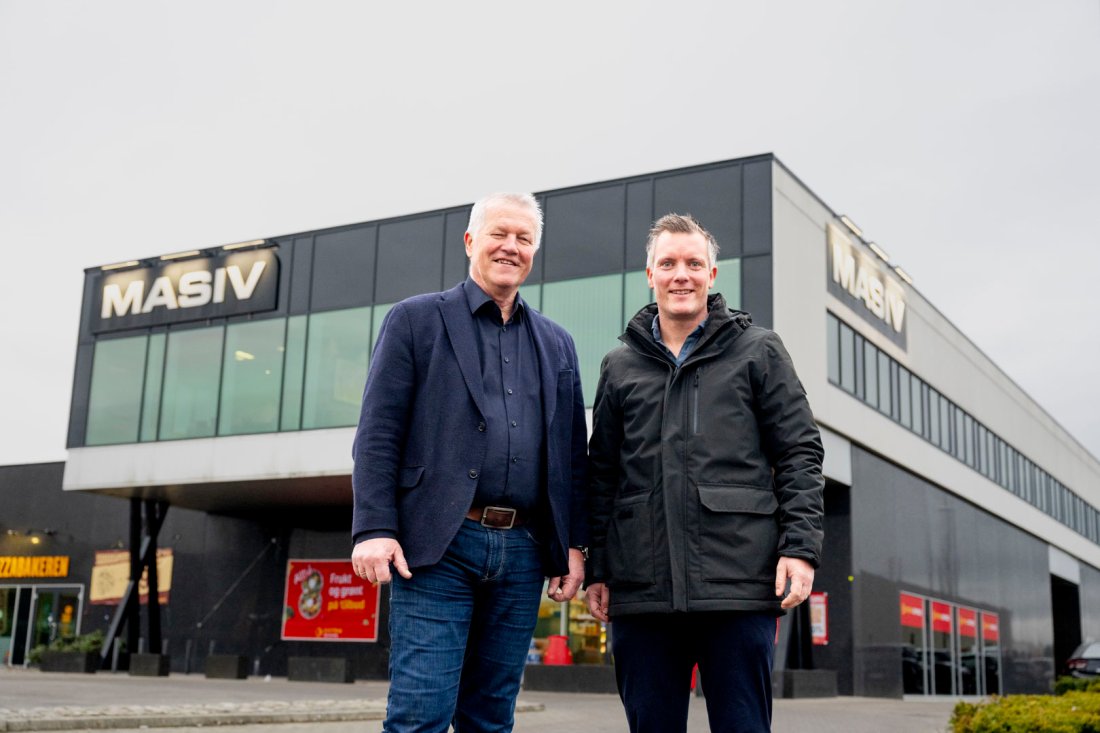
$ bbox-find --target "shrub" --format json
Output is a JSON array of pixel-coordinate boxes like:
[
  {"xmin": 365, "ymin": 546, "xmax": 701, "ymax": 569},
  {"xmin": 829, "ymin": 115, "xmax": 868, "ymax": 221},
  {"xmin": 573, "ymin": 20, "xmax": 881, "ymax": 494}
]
[
  {"xmin": 950, "ymin": 692, "xmax": 1100, "ymax": 732},
  {"xmin": 1055, "ymin": 676, "xmax": 1100, "ymax": 696},
  {"xmin": 27, "ymin": 629, "xmax": 105, "ymax": 664}
]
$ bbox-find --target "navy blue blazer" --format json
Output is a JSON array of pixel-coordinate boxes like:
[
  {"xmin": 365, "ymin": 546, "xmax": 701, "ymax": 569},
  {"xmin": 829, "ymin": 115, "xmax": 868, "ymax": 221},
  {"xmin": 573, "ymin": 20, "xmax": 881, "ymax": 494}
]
[{"xmin": 351, "ymin": 283, "xmax": 589, "ymax": 576}]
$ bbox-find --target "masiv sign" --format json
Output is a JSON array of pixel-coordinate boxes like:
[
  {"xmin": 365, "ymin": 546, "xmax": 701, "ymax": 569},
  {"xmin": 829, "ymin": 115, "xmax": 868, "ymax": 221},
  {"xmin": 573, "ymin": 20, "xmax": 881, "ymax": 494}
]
[
  {"xmin": 91, "ymin": 248, "xmax": 279, "ymax": 333},
  {"xmin": 826, "ymin": 223, "xmax": 907, "ymax": 349}
]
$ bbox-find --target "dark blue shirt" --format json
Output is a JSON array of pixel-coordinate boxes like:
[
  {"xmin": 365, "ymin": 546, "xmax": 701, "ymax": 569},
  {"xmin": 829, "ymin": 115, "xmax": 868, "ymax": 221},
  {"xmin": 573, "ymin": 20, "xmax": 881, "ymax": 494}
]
[
  {"xmin": 652, "ymin": 314, "xmax": 708, "ymax": 366},
  {"xmin": 464, "ymin": 278, "xmax": 544, "ymax": 512}
]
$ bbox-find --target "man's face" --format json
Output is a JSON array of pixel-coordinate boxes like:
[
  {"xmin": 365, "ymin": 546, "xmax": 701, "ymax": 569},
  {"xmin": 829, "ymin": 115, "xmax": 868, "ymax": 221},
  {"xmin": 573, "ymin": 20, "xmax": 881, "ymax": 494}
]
[
  {"xmin": 647, "ymin": 230, "xmax": 717, "ymax": 324},
  {"xmin": 465, "ymin": 203, "xmax": 538, "ymax": 298}
]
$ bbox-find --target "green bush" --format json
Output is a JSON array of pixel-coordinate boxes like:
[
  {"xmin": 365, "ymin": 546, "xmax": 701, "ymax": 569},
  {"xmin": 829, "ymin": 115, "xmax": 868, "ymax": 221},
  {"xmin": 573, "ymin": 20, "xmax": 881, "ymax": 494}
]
[
  {"xmin": 950, "ymin": 692, "xmax": 1100, "ymax": 732},
  {"xmin": 1056, "ymin": 677, "xmax": 1100, "ymax": 696},
  {"xmin": 27, "ymin": 629, "xmax": 105, "ymax": 664}
]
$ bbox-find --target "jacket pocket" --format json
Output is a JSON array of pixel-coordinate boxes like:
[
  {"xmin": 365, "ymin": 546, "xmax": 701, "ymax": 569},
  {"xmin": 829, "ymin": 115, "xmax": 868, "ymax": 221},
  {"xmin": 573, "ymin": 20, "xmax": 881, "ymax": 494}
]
[
  {"xmin": 607, "ymin": 492, "xmax": 656, "ymax": 587},
  {"xmin": 397, "ymin": 466, "xmax": 425, "ymax": 490},
  {"xmin": 697, "ymin": 484, "xmax": 778, "ymax": 582}
]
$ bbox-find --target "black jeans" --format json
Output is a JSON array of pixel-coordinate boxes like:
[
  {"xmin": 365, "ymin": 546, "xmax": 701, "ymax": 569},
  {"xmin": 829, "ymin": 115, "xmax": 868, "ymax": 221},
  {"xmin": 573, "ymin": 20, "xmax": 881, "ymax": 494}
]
[{"xmin": 611, "ymin": 611, "xmax": 776, "ymax": 733}]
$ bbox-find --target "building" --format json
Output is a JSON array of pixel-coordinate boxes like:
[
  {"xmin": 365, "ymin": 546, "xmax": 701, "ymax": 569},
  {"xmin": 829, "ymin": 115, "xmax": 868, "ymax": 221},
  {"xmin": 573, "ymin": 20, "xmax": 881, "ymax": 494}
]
[{"xmin": 3, "ymin": 153, "xmax": 1098, "ymax": 696}]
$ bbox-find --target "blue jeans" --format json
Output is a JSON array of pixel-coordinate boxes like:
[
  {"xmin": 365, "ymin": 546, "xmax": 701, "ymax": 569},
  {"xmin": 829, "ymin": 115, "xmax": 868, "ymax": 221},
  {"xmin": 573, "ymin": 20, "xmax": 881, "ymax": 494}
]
[
  {"xmin": 384, "ymin": 519, "xmax": 544, "ymax": 733},
  {"xmin": 612, "ymin": 611, "xmax": 776, "ymax": 733}
]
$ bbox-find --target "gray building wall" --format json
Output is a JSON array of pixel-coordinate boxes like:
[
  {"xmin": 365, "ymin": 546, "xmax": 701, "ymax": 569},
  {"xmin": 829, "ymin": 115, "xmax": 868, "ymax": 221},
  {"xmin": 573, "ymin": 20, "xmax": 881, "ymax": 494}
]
[{"xmin": 849, "ymin": 447, "xmax": 1053, "ymax": 696}]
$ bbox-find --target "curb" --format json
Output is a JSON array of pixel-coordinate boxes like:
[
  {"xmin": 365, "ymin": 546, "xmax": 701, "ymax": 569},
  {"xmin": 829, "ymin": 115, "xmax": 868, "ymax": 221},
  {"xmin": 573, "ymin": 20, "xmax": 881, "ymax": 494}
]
[{"xmin": 0, "ymin": 701, "xmax": 544, "ymax": 731}]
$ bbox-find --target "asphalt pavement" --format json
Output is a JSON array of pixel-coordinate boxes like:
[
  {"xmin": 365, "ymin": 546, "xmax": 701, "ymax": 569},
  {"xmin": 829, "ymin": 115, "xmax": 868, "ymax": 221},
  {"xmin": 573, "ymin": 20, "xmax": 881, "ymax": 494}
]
[{"xmin": 0, "ymin": 666, "xmax": 959, "ymax": 732}]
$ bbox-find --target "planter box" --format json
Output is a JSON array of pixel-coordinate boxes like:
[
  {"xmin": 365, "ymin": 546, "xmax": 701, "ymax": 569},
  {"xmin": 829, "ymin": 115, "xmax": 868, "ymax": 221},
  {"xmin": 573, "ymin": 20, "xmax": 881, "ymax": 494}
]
[
  {"xmin": 40, "ymin": 651, "xmax": 100, "ymax": 674},
  {"xmin": 205, "ymin": 654, "xmax": 249, "ymax": 679},
  {"xmin": 523, "ymin": 664, "xmax": 618, "ymax": 694},
  {"xmin": 287, "ymin": 656, "xmax": 353, "ymax": 683},
  {"xmin": 129, "ymin": 653, "xmax": 171, "ymax": 677}
]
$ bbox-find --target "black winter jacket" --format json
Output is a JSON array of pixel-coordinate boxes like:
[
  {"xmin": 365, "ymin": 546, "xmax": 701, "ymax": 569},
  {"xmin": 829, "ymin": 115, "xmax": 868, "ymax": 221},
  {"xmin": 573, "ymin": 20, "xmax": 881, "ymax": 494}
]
[{"xmin": 588, "ymin": 295, "xmax": 824, "ymax": 615}]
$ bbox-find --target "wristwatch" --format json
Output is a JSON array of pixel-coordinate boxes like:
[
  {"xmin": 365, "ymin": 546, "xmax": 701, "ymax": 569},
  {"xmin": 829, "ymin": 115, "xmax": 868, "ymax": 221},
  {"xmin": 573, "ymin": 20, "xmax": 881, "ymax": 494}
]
[{"xmin": 571, "ymin": 545, "xmax": 589, "ymax": 561}]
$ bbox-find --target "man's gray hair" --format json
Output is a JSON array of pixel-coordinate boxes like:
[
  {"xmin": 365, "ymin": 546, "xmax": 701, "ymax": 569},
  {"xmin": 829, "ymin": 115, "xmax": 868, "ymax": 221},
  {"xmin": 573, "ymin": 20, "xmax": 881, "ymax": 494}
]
[
  {"xmin": 466, "ymin": 192, "xmax": 544, "ymax": 249},
  {"xmin": 645, "ymin": 213, "xmax": 720, "ymax": 269}
]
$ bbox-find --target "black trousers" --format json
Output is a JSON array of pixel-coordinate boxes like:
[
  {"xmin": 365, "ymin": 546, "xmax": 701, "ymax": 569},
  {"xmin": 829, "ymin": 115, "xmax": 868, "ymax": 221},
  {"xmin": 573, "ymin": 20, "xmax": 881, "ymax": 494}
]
[{"xmin": 611, "ymin": 611, "xmax": 775, "ymax": 733}]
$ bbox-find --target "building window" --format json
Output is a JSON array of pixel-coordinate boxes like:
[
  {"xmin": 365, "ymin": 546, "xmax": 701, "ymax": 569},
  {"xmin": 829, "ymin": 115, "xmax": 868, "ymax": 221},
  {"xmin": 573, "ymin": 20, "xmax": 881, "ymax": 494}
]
[
  {"xmin": 541, "ymin": 274, "xmax": 624, "ymax": 403},
  {"xmin": 159, "ymin": 327, "xmax": 224, "ymax": 440},
  {"xmin": 140, "ymin": 333, "xmax": 166, "ymax": 442},
  {"xmin": 826, "ymin": 310, "xmax": 1095, "ymax": 541},
  {"xmin": 86, "ymin": 335, "xmax": 148, "ymax": 445},
  {"xmin": 302, "ymin": 307, "xmax": 371, "ymax": 430},
  {"xmin": 280, "ymin": 316, "xmax": 307, "ymax": 431},
  {"xmin": 826, "ymin": 313, "xmax": 840, "ymax": 386},
  {"xmin": 218, "ymin": 319, "xmax": 286, "ymax": 436}
]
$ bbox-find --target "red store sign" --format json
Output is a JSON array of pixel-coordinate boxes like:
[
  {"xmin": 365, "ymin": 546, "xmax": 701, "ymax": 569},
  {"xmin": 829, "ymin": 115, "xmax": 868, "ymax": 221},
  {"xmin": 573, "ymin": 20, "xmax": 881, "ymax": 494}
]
[{"xmin": 281, "ymin": 560, "xmax": 381, "ymax": 642}]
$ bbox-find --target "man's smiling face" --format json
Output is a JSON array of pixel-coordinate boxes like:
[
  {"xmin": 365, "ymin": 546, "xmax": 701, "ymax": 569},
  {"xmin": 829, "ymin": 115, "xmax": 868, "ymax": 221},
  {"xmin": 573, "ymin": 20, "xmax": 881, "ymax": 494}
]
[
  {"xmin": 647, "ymin": 230, "xmax": 717, "ymax": 326},
  {"xmin": 465, "ymin": 202, "xmax": 537, "ymax": 300}
]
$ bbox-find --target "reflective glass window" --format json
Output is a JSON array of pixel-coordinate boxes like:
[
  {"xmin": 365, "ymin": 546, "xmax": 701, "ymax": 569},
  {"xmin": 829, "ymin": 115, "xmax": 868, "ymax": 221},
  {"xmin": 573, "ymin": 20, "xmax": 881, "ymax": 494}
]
[
  {"xmin": 928, "ymin": 388, "xmax": 940, "ymax": 445},
  {"xmin": 912, "ymin": 379, "xmax": 924, "ymax": 437},
  {"xmin": 826, "ymin": 313, "xmax": 840, "ymax": 385},
  {"xmin": 159, "ymin": 327, "xmax": 224, "ymax": 440},
  {"xmin": 863, "ymin": 340, "xmax": 878, "ymax": 409},
  {"xmin": 711, "ymin": 258, "xmax": 741, "ymax": 310},
  {"xmin": 839, "ymin": 322, "xmax": 855, "ymax": 393},
  {"xmin": 371, "ymin": 303, "xmax": 395, "ymax": 354},
  {"xmin": 86, "ymin": 335, "xmax": 148, "ymax": 445},
  {"xmin": 140, "ymin": 333, "xmax": 165, "ymax": 442},
  {"xmin": 623, "ymin": 271, "xmax": 652, "ymax": 327},
  {"xmin": 281, "ymin": 316, "xmax": 307, "ymax": 431},
  {"xmin": 218, "ymin": 319, "xmax": 285, "ymax": 436},
  {"xmin": 854, "ymin": 333, "xmax": 865, "ymax": 399},
  {"xmin": 541, "ymin": 274, "xmax": 623, "ymax": 406},
  {"xmin": 877, "ymin": 352, "xmax": 891, "ymax": 416},
  {"xmin": 302, "ymin": 307, "xmax": 371, "ymax": 430},
  {"xmin": 898, "ymin": 367, "xmax": 911, "ymax": 428}
]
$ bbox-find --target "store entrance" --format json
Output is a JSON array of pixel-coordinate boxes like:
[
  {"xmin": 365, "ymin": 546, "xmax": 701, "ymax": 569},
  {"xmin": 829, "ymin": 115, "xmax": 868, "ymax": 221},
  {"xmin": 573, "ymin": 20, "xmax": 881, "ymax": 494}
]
[
  {"xmin": 0, "ymin": 585, "xmax": 84, "ymax": 666},
  {"xmin": 1051, "ymin": 575, "xmax": 1081, "ymax": 677},
  {"xmin": 899, "ymin": 592, "xmax": 1001, "ymax": 697}
]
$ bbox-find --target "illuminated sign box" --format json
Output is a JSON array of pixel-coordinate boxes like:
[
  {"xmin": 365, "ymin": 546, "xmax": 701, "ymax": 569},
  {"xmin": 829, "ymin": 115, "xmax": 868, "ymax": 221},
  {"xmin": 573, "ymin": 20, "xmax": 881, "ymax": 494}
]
[
  {"xmin": 0, "ymin": 555, "xmax": 70, "ymax": 579},
  {"xmin": 826, "ymin": 222, "xmax": 908, "ymax": 350},
  {"xmin": 91, "ymin": 248, "xmax": 280, "ymax": 333}
]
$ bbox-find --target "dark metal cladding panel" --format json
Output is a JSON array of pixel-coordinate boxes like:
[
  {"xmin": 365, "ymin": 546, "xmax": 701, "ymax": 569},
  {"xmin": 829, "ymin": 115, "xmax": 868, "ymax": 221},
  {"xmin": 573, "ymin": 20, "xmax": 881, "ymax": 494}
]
[
  {"xmin": 289, "ymin": 236, "xmax": 314, "ymax": 315},
  {"xmin": 625, "ymin": 180, "xmax": 654, "ymax": 270},
  {"xmin": 375, "ymin": 216, "xmax": 444, "ymax": 304},
  {"xmin": 653, "ymin": 165, "xmax": 742, "ymax": 258},
  {"xmin": 742, "ymin": 161, "xmax": 773, "ymax": 256},
  {"xmin": 542, "ymin": 185, "xmax": 626, "ymax": 282},
  {"xmin": 66, "ymin": 342, "xmax": 95, "ymax": 448},
  {"xmin": 311, "ymin": 226, "xmax": 377, "ymax": 312},
  {"xmin": 443, "ymin": 209, "xmax": 472, "ymax": 290},
  {"xmin": 741, "ymin": 255, "xmax": 772, "ymax": 329}
]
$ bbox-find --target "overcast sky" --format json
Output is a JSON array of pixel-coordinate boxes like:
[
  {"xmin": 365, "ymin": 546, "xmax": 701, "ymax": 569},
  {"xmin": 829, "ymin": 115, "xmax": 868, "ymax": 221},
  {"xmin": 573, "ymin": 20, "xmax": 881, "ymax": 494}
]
[{"xmin": 1, "ymin": 1, "xmax": 1098, "ymax": 467}]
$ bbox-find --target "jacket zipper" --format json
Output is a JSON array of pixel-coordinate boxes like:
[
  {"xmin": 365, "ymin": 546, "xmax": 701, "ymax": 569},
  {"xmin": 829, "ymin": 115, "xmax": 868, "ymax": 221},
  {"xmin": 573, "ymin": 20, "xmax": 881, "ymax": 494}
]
[{"xmin": 692, "ymin": 370, "xmax": 700, "ymax": 435}]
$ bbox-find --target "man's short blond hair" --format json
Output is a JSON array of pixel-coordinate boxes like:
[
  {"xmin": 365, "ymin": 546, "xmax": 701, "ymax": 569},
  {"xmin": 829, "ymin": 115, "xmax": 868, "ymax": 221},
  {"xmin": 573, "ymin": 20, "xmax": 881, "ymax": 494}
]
[{"xmin": 645, "ymin": 213, "xmax": 720, "ymax": 269}]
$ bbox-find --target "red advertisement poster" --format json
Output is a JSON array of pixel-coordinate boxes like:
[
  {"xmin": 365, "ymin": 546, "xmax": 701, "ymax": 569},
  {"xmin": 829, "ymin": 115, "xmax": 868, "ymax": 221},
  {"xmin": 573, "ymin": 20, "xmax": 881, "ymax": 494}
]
[
  {"xmin": 957, "ymin": 608, "xmax": 977, "ymax": 638},
  {"xmin": 900, "ymin": 592, "xmax": 924, "ymax": 629},
  {"xmin": 981, "ymin": 612, "xmax": 1000, "ymax": 642},
  {"xmin": 931, "ymin": 601, "xmax": 953, "ymax": 634},
  {"xmin": 282, "ymin": 560, "xmax": 381, "ymax": 642},
  {"xmin": 810, "ymin": 592, "xmax": 828, "ymax": 645}
]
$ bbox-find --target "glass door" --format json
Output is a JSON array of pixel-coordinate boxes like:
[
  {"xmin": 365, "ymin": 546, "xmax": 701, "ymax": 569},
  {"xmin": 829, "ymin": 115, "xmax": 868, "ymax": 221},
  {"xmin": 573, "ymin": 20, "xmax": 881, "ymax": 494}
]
[
  {"xmin": 929, "ymin": 600, "xmax": 956, "ymax": 695},
  {"xmin": 18, "ymin": 585, "xmax": 84, "ymax": 666},
  {"xmin": 956, "ymin": 606, "xmax": 979, "ymax": 695},
  {"xmin": 900, "ymin": 592, "xmax": 928, "ymax": 694}
]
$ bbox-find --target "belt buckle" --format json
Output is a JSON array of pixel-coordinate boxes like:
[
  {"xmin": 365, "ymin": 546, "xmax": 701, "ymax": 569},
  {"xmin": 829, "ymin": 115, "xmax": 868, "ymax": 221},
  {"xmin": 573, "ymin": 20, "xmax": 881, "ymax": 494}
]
[{"xmin": 481, "ymin": 505, "xmax": 517, "ymax": 529}]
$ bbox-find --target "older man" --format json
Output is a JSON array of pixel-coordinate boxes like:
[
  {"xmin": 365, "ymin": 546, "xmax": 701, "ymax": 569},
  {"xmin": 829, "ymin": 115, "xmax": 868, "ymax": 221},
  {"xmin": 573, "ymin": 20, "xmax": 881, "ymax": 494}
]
[
  {"xmin": 351, "ymin": 192, "xmax": 588, "ymax": 733},
  {"xmin": 586, "ymin": 214, "xmax": 824, "ymax": 733}
]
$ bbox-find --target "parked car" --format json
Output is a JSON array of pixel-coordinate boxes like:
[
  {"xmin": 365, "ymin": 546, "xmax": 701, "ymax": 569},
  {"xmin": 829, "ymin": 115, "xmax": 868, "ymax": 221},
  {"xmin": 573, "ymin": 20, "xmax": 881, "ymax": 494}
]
[{"xmin": 1066, "ymin": 641, "xmax": 1100, "ymax": 678}]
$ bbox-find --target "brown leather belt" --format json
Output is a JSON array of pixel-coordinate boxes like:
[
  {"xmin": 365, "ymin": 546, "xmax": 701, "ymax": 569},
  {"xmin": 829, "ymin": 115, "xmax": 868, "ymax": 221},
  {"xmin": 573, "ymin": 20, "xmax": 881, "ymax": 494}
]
[{"xmin": 466, "ymin": 505, "xmax": 527, "ymax": 529}]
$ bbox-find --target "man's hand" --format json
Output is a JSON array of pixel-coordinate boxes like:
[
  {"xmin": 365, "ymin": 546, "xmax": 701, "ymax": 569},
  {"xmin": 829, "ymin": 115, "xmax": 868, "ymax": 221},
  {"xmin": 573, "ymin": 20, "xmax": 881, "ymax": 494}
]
[
  {"xmin": 547, "ymin": 548, "xmax": 586, "ymax": 602},
  {"xmin": 585, "ymin": 582, "xmax": 610, "ymax": 622},
  {"xmin": 775, "ymin": 556, "xmax": 814, "ymax": 609},
  {"xmin": 352, "ymin": 538, "xmax": 412, "ymax": 584}
]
